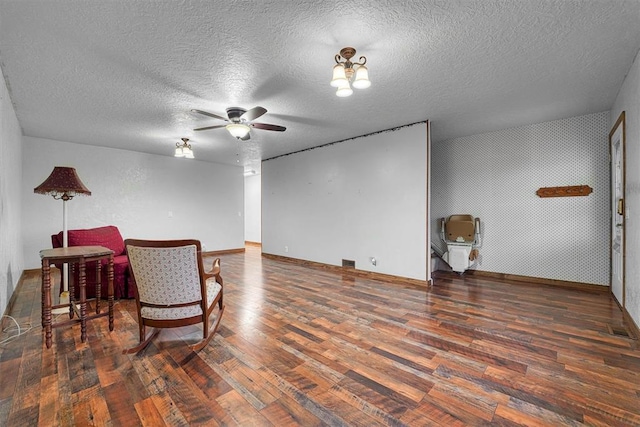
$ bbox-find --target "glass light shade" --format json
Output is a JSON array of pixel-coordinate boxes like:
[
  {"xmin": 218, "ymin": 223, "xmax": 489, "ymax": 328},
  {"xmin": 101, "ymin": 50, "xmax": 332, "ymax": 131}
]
[
  {"xmin": 330, "ymin": 64, "xmax": 348, "ymax": 87},
  {"xmin": 352, "ymin": 65, "xmax": 371, "ymax": 89},
  {"xmin": 174, "ymin": 146, "xmax": 184, "ymax": 157},
  {"xmin": 226, "ymin": 123, "xmax": 251, "ymax": 139},
  {"xmin": 336, "ymin": 80, "xmax": 353, "ymax": 97},
  {"xmin": 183, "ymin": 146, "xmax": 194, "ymax": 159}
]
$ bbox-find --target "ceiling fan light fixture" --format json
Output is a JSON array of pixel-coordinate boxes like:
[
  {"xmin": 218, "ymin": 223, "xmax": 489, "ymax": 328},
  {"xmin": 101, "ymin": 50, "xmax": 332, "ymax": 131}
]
[
  {"xmin": 174, "ymin": 146, "xmax": 184, "ymax": 157},
  {"xmin": 226, "ymin": 123, "xmax": 251, "ymax": 139},
  {"xmin": 192, "ymin": 107, "xmax": 285, "ymax": 138}
]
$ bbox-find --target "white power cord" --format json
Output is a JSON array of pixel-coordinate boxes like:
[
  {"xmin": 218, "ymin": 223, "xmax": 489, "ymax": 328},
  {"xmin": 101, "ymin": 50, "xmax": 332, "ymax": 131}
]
[
  {"xmin": 0, "ymin": 315, "xmax": 34, "ymax": 345},
  {"xmin": 1, "ymin": 299, "xmax": 120, "ymax": 346}
]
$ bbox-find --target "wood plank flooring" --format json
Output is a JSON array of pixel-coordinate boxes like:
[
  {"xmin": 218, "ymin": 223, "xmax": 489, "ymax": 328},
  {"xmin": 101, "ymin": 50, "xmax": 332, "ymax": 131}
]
[{"xmin": 1, "ymin": 245, "xmax": 639, "ymax": 426}]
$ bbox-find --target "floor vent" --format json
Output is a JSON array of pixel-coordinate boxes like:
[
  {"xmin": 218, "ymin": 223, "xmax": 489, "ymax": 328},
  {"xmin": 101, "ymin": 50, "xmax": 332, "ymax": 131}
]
[
  {"xmin": 607, "ymin": 324, "xmax": 634, "ymax": 339},
  {"xmin": 342, "ymin": 259, "xmax": 355, "ymax": 268}
]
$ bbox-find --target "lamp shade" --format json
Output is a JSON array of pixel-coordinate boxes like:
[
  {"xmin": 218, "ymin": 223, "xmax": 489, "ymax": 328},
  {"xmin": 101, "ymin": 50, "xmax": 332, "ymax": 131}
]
[
  {"xmin": 226, "ymin": 123, "xmax": 251, "ymax": 139},
  {"xmin": 183, "ymin": 146, "xmax": 194, "ymax": 159},
  {"xmin": 34, "ymin": 167, "xmax": 91, "ymax": 201},
  {"xmin": 352, "ymin": 65, "xmax": 371, "ymax": 89},
  {"xmin": 330, "ymin": 64, "xmax": 348, "ymax": 87},
  {"xmin": 336, "ymin": 80, "xmax": 353, "ymax": 97}
]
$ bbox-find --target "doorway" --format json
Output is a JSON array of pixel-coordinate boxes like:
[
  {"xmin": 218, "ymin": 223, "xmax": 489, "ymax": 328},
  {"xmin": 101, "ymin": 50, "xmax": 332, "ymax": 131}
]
[{"xmin": 610, "ymin": 111, "xmax": 625, "ymax": 306}]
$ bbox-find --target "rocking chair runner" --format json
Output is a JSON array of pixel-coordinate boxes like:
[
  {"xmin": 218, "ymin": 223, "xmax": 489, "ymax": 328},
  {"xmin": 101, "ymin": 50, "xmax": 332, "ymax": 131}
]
[{"xmin": 123, "ymin": 239, "xmax": 225, "ymax": 353}]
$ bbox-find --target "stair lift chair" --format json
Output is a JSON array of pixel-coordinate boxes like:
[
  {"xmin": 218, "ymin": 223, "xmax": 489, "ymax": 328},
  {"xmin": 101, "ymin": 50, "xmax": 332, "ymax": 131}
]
[{"xmin": 439, "ymin": 214, "xmax": 481, "ymax": 273}]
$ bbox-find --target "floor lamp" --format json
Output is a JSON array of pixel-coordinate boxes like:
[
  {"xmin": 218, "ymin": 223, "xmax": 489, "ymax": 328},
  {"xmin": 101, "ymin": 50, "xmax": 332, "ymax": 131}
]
[{"xmin": 34, "ymin": 167, "xmax": 91, "ymax": 307}]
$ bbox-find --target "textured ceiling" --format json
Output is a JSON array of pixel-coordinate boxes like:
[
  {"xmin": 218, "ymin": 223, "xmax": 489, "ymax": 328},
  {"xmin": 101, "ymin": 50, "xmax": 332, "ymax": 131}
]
[{"xmin": 1, "ymin": 1, "xmax": 639, "ymax": 172}]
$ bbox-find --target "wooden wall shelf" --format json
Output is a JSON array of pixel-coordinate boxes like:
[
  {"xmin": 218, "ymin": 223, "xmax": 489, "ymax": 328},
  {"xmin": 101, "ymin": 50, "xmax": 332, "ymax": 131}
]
[{"xmin": 536, "ymin": 185, "xmax": 593, "ymax": 198}]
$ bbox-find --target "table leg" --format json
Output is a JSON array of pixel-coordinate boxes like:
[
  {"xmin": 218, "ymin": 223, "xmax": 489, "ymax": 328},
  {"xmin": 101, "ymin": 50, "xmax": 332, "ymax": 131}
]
[
  {"xmin": 69, "ymin": 262, "xmax": 75, "ymax": 319},
  {"xmin": 108, "ymin": 255, "xmax": 114, "ymax": 331},
  {"xmin": 96, "ymin": 260, "xmax": 102, "ymax": 314},
  {"xmin": 79, "ymin": 258, "xmax": 87, "ymax": 343},
  {"xmin": 42, "ymin": 259, "xmax": 52, "ymax": 348}
]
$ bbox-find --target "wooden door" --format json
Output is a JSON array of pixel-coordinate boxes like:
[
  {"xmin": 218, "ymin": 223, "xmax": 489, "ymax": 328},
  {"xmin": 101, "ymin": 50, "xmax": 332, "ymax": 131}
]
[{"xmin": 610, "ymin": 112, "xmax": 625, "ymax": 306}]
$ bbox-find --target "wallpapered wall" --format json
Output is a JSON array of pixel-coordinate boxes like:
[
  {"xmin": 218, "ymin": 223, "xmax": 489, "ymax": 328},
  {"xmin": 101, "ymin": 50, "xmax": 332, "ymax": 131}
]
[
  {"xmin": 611, "ymin": 50, "xmax": 640, "ymax": 329},
  {"xmin": 432, "ymin": 111, "xmax": 610, "ymax": 285}
]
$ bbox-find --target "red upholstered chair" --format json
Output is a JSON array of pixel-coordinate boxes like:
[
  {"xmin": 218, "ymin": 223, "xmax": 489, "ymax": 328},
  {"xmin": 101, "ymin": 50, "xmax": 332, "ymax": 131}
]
[{"xmin": 51, "ymin": 226, "xmax": 134, "ymax": 299}]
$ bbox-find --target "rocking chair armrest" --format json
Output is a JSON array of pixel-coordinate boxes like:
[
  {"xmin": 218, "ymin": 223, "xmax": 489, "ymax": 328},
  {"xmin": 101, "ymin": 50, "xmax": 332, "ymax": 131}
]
[{"xmin": 203, "ymin": 257, "xmax": 223, "ymax": 284}]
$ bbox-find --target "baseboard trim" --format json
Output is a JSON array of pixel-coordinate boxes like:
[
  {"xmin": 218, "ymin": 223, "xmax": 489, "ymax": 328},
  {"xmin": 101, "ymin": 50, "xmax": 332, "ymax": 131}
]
[
  {"xmin": 261, "ymin": 252, "xmax": 428, "ymax": 288},
  {"xmin": 613, "ymin": 297, "xmax": 640, "ymax": 340},
  {"xmin": 245, "ymin": 241, "xmax": 262, "ymax": 248},
  {"xmin": 203, "ymin": 248, "xmax": 245, "ymax": 256},
  {"xmin": 622, "ymin": 307, "xmax": 640, "ymax": 340},
  {"xmin": 434, "ymin": 269, "xmax": 608, "ymax": 294}
]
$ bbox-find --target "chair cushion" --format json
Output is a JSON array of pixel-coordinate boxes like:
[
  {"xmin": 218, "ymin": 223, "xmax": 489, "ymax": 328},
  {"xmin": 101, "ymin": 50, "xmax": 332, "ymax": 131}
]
[
  {"xmin": 140, "ymin": 279, "xmax": 221, "ymax": 320},
  {"xmin": 67, "ymin": 226, "xmax": 125, "ymax": 255}
]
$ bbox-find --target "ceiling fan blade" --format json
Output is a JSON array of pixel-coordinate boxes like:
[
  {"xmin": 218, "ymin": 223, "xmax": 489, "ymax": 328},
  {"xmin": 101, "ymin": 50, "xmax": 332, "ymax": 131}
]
[
  {"xmin": 191, "ymin": 109, "xmax": 228, "ymax": 122},
  {"xmin": 240, "ymin": 133, "xmax": 251, "ymax": 141},
  {"xmin": 241, "ymin": 106, "xmax": 267, "ymax": 122},
  {"xmin": 194, "ymin": 124, "xmax": 227, "ymax": 131},
  {"xmin": 251, "ymin": 122, "xmax": 286, "ymax": 132}
]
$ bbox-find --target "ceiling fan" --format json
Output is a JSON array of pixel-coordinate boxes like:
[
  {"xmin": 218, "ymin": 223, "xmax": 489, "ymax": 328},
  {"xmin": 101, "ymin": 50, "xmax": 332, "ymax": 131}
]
[{"xmin": 191, "ymin": 107, "xmax": 286, "ymax": 141}]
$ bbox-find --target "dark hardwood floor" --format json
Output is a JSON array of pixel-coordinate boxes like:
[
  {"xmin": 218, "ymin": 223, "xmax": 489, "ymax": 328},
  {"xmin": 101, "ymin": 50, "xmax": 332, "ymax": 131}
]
[{"xmin": 1, "ymin": 245, "xmax": 639, "ymax": 426}]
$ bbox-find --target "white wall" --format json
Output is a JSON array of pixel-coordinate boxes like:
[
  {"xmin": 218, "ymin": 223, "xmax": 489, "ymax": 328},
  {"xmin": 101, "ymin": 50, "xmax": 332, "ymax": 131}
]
[
  {"xmin": 0, "ymin": 68, "xmax": 24, "ymax": 315},
  {"xmin": 611, "ymin": 49, "xmax": 640, "ymax": 329},
  {"xmin": 22, "ymin": 137, "xmax": 244, "ymax": 269},
  {"xmin": 244, "ymin": 174, "xmax": 261, "ymax": 243},
  {"xmin": 262, "ymin": 123, "xmax": 428, "ymax": 281},
  {"xmin": 432, "ymin": 112, "xmax": 610, "ymax": 285}
]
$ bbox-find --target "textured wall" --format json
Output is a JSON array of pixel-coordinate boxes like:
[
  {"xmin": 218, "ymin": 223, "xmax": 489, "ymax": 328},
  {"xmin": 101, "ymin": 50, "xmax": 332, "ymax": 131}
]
[
  {"xmin": 244, "ymin": 174, "xmax": 261, "ymax": 243},
  {"xmin": 0, "ymin": 67, "xmax": 24, "ymax": 315},
  {"xmin": 611, "ymin": 50, "xmax": 640, "ymax": 330},
  {"xmin": 22, "ymin": 137, "xmax": 244, "ymax": 269},
  {"xmin": 432, "ymin": 112, "xmax": 610, "ymax": 285},
  {"xmin": 262, "ymin": 124, "xmax": 428, "ymax": 281}
]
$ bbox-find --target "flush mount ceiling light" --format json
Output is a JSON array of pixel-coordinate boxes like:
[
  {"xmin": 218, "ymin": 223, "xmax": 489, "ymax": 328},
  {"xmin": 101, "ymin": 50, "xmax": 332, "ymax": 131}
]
[
  {"xmin": 174, "ymin": 138, "xmax": 194, "ymax": 159},
  {"xmin": 330, "ymin": 47, "xmax": 371, "ymax": 97}
]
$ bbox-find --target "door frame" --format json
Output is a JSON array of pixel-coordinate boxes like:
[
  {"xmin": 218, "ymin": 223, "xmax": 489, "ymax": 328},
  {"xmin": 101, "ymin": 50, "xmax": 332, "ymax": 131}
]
[{"xmin": 609, "ymin": 111, "xmax": 626, "ymax": 306}]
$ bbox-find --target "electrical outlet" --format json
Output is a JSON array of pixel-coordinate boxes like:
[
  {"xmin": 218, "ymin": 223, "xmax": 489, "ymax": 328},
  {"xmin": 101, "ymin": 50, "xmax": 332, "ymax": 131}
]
[{"xmin": 284, "ymin": 246, "xmax": 289, "ymax": 253}]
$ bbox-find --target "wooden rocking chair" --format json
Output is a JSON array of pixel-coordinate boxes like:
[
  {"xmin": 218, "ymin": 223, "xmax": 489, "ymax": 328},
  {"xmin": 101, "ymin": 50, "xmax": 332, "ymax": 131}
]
[{"xmin": 123, "ymin": 239, "xmax": 224, "ymax": 353}]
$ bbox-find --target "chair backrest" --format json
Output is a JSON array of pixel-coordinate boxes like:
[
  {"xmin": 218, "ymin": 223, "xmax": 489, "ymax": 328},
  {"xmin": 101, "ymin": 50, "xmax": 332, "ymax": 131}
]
[
  {"xmin": 444, "ymin": 214, "xmax": 476, "ymax": 243},
  {"xmin": 52, "ymin": 225, "xmax": 125, "ymax": 255},
  {"xmin": 125, "ymin": 239, "xmax": 205, "ymax": 307}
]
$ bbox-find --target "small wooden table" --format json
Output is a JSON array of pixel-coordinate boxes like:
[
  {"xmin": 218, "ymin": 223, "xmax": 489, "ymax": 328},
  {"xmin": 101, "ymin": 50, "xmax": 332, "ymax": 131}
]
[{"xmin": 40, "ymin": 245, "xmax": 115, "ymax": 348}]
